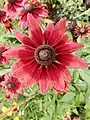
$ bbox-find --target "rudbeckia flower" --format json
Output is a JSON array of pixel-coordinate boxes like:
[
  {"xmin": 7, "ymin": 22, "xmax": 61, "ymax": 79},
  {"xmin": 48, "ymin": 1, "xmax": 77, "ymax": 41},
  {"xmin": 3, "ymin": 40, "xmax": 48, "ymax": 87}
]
[
  {"xmin": 4, "ymin": 15, "xmax": 88, "ymax": 93},
  {"xmin": 0, "ymin": 75, "xmax": 22, "ymax": 99},
  {"xmin": 75, "ymin": 24, "xmax": 90, "ymax": 37},
  {"xmin": 5, "ymin": 0, "xmax": 23, "ymax": 13},
  {"xmin": 0, "ymin": 44, "xmax": 8, "ymax": 65},
  {"xmin": 18, "ymin": 0, "xmax": 48, "ymax": 28}
]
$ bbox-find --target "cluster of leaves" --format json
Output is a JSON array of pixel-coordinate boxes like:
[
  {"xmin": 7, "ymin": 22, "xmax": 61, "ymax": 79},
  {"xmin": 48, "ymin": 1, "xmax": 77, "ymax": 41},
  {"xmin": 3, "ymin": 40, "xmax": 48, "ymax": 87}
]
[
  {"xmin": 0, "ymin": 0, "xmax": 90, "ymax": 120},
  {"xmin": 43, "ymin": 0, "xmax": 90, "ymax": 22}
]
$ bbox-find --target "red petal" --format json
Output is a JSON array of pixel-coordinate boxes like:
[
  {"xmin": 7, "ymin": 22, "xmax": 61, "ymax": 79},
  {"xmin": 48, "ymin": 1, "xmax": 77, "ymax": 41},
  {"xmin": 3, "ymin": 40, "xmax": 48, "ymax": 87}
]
[
  {"xmin": 54, "ymin": 34, "xmax": 70, "ymax": 47},
  {"xmin": 14, "ymin": 30, "xmax": 35, "ymax": 47},
  {"xmin": 20, "ymin": 14, "xmax": 27, "ymax": 28},
  {"xmin": 22, "ymin": 65, "xmax": 41, "ymax": 88},
  {"xmin": 46, "ymin": 28, "xmax": 60, "ymax": 45},
  {"xmin": 13, "ymin": 59, "xmax": 39, "ymax": 78},
  {"xmin": 44, "ymin": 19, "xmax": 67, "ymax": 46},
  {"xmin": 56, "ymin": 53, "xmax": 88, "ymax": 68},
  {"xmin": 27, "ymin": 14, "xmax": 43, "ymax": 46},
  {"xmin": 3, "ymin": 45, "xmax": 34, "ymax": 59},
  {"xmin": 47, "ymin": 64, "xmax": 71, "ymax": 92},
  {"xmin": 44, "ymin": 23, "xmax": 54, "ymax": 43},
  {"xmin": 55, "ymin": 19, "xmax": 66, "ymax": 34},
  {"xmin": 55, "ymin": 42, "xmax": 84, "ymax": 53},
  {"xmin": 33, "ymin": 14, "xmax": 44, "ymax": 23},
  {"xmin": 39, "ymin": 67, "xmax": 50, "ymax": 93},
  {"xmin": 33, "ymin": 9, "xmax": 48, "ymax": 17},
  {"xmin": 12, "ymin": 59, "xmax": 31, "ymax": 74}
]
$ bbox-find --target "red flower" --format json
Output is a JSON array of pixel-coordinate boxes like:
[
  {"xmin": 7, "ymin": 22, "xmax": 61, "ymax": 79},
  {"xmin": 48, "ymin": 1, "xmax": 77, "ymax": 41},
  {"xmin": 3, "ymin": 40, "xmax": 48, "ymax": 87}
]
[
  {"xmin": 0, "ymin": 75, "xmax": 22, "ymax": 99},
  {"xmin": 5, "ymin": 0, "xmax": 23, "ymax": 13},
  {"xmin": 4, "ymin": 15, "xmax": 88, "ymax": 93},
  {"xmin": 18, "ymin": 0, "xmax": 48, "ymax": 28},
  {"xmin": 3, "ymin": 20, "xmax": 13, "ymax": 32},
  {"xmin": 0, "ymin": 44, "xmax": 8, "ymax": 65},
  {"xmin": 75, "ymin": 24, "xmax": 90, "ymax": 37},
  {"xmin": 0, "ymin": 9, "xmax": 6, "ymax": 23}
]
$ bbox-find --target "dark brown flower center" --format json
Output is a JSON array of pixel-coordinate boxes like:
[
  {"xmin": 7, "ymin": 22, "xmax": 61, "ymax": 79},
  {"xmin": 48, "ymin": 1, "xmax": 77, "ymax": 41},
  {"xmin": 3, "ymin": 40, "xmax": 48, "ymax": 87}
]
[
  {"xmin": 6, "ymin": 82, "xmax": 14, "ymax": 89},
  {"xmin": 35, "ymin": 45, "xmax": 56, "ymax": 65},
  {"xmin": 8, "ymin": 0, "xmax": 16, "ymax": 4},
  {"xmin": 80, "ymin": 28, "xmax": 85, "ymax": 34},
  {"xmin": 23, "ymin": 4, "xmax": 34, "ymax": 13}
]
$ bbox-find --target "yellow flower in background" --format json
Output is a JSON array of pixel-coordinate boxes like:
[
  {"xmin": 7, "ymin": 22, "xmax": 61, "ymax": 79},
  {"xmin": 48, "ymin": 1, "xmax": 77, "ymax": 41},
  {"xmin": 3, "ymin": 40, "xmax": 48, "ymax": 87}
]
[
  {"xmin": 12, "ymin": 102, "xmax": 17, "ymax": 106},
  {"xmin": 14, "ymin": 116, "xmax": 20, "ymax": 120},
  {"xmin": 1, "ymin": 106, "xmax": 12, "ymax": 116},
  {"xmin": 52, "ymin": 4, "xmax": 56, "ymax": 8}
]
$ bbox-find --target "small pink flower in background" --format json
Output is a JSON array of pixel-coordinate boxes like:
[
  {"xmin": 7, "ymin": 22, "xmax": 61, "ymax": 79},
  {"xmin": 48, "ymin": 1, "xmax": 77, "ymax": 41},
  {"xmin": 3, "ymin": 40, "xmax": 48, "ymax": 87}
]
[
  {"xmin": 3, "ymin": 0, "xmax": 23, "ymax": 20},
  {"xmin": 4, "ymin": 15, "xmax": 88, "ymax": 93},
  {"xmin": 0, "ymin": 9, "xmax": 6, "ymax": 23},
  {"xmin": 5, "ymin": 0, "xmax": 23, "ymax": 13},
  {"xmin": 75, "ymin": 24, "xmax": 90, "ymax": 37},
  {"xmin": 18, "ymin": 0, "xmax": 48, "ymax": 28},
  {"xmin": 0, "ymin": 44, "xmax": 8, "ymax": 65},
  {"xmin": 0, "ymin": 75, "xmax": 22, "ymax": 100}
]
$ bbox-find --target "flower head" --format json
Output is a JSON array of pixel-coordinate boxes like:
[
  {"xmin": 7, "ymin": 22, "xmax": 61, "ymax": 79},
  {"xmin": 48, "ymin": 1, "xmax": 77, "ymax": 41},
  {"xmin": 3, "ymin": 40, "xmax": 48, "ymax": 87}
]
[
  {"xmin": 0, "ymin": 9, "xmax": 6, "ymax": 23},
  {"xmin": 75, "ymin": 24, "xmax": 90, "ymax": 37},
  {"xmin": 4, "ymin": 15, "xmax": 88, "ymax": 93},
  {"xmin": 0, "ymin": 75, "xmax": 22, "ymax": 99},
  {"xmin": 5, "ymin": 0, "xmax": 23, "ymax": 13},
  {"xmin": 18, "ymin": 0, "xmax": 48, "ymax": 28},
  {"xmin": 0, "ymin": 44, "xmax": 8, "ymax": 65}
]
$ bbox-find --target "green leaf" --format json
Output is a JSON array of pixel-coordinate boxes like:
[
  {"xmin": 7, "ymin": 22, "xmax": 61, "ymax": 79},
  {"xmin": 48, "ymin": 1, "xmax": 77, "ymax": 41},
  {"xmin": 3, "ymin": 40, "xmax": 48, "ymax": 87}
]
[
  {"xmin": 75, "ymin": 8, "xmax": 90, "ymax": 18},
  {"xmin": 75, "ymin": 80, "xmax": 86, "ymax": 92},
  {"xmin": 40, "ymin": 115, "xmax": 52, "ymax": 120},
  {"xmin": 78, "ymin": 0, "xmax": 83, "ymax": 5},
  {"xmin": 76, "ymin": 92, "xmax": 84, "ymax": 103},
  {"xmin": 78, "ymin": 69, "xmax": 90, "ymax": 84},
  {"xmin": 47, "ymin": 104, "xmax": 55, "ymax": 116},
  {"xmin": 72, "ymin": 108, "xmax": 79, "ymax": 115},
  {"xmin": 66, "ymin": 31, "xmax": 73, "ymax": 40},
  {"xmin": 85, "ymin": 55, "xmax": 90, "ymax": 63},
  {"xmin": 60, "ymin": 92, "xmax": 76, "ymax": 102},
  {"xmin": 77, "ymin": 36, "xmax": 82, "ymax": 43},
  {"xmin": 72, "ymin": 70, "xmax": 79, "ymax": 83},
  {"xmin": 85, "ymin": 101, "xmax": 90, "ymax": 110}
]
